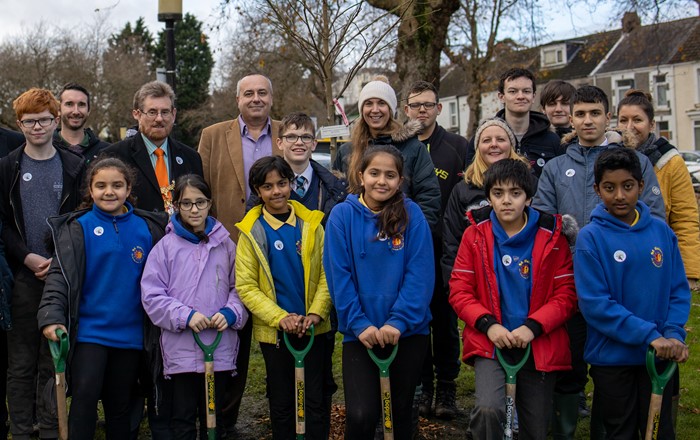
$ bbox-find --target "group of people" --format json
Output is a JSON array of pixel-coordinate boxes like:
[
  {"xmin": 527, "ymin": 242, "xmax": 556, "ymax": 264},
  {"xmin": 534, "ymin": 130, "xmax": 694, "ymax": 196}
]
[{"xmin": 0, "ymin": 66, "xmax": 694, "ymax": 440}]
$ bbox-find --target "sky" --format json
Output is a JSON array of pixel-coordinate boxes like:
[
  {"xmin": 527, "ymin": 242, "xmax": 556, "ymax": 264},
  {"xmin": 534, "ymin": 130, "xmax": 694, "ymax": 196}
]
[{"xmin": 0, "ymin": 0, "xmax": 696, "ymax": 71}]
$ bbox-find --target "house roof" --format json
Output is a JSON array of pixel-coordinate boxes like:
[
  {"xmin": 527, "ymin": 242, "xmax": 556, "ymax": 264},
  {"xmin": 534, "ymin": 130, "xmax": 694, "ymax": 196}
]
[
  {"xmin": 439, "ymin": 65, "xmax": 469, "ymax": 98},
  {"xmin": 596, "ymin": 16, "xmax": 699, "ymax": 73}
]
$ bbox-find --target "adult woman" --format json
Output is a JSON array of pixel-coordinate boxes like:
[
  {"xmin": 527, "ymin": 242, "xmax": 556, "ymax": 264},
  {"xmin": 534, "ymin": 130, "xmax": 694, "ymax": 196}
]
[
  {"xmin": 332, "ymin": 76, "xmax": 441, "ymax": 229},
  {"xmin": 617, "ymin": 89, "xmax": 700, "ymax": 286},
  {"xmin": 441, "ymin": 117, "xmax": 530, "ymax": 282}
]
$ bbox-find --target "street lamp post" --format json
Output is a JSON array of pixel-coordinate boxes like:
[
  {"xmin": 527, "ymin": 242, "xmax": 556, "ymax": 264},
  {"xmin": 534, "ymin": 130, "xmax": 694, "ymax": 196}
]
[{"xmin": 158, "ymin": 0, "xmax": 183, "ymax": 92}]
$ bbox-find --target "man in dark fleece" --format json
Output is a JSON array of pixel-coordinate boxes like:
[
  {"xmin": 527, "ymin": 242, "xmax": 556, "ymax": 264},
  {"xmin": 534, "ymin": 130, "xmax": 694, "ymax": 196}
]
[
  {"xmin": 54, "ymin": 83, "xmax": 109, "ymax": 164},
  {"xmin": 467, "ymin": 68, "xmax": 563, "ymax": 176}
]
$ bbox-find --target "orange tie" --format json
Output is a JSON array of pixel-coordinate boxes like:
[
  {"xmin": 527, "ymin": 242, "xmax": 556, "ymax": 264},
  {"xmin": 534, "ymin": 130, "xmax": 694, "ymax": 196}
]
[{"xmin": 154, "ymin": 148, "xmax": 172, "ymax": 207}]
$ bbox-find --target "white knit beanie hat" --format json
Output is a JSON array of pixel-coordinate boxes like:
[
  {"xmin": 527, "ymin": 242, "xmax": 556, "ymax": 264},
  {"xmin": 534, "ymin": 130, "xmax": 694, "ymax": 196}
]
[
  {"xmin": 358, "ymin": 75, "xmax": 397, "ymax": 116},
  {"xmin": 474, "ymin": 117, "xmax": 516, "ymax": 148}
]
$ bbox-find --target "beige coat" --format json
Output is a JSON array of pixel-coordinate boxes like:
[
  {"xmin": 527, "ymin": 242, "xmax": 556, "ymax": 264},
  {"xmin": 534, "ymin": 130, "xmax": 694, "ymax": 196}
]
[{"xmin": 198, "ymin": 117, "xmax": 282, "ymax": 242}]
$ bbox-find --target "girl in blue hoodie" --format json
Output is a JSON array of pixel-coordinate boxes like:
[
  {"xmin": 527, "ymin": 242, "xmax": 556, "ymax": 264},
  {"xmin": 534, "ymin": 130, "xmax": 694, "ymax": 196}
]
[{"xmin": 324, "ymin": 145, "xmax": 434, "ymax": 439}]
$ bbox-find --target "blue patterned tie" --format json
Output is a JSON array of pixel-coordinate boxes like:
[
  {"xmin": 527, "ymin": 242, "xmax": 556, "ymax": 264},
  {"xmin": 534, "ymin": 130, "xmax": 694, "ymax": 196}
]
[{"xmin": 295, "ymin": 175, "xmax": 307, "ymax": 197}]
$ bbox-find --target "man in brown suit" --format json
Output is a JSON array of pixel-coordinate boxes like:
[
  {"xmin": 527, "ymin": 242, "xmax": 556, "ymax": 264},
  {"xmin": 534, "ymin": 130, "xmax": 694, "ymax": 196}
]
[{"xmin": 197, "ymin": 73, "xmax": 281, "ymax": 433}]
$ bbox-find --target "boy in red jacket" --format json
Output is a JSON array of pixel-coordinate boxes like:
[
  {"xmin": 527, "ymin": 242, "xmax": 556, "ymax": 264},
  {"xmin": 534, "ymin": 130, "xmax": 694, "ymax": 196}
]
[{"xmin": 449, "ymin": 159, "xmax": 577, "ymax": 439}]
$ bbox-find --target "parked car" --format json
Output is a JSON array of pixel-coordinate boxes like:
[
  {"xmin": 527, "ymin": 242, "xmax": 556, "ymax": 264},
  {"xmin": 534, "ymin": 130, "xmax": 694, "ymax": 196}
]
[
  {"xmin": 680, "ymin": 150, "xmax": 700, "ymax": 165},
  {"xmin": 312, "ymin": 152, "xmax": 331, "ymax": 170},
  {"xmin": 688, "ymin": 163, "xmax": 700, "ymax": 192}
]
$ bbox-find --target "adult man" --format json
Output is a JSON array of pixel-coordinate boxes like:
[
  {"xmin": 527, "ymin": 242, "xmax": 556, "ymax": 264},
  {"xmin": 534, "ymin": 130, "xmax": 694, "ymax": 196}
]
[
  {"xmin": 404, "ymin": 80, "xmax": 466, "ymax": 420},
  {"xmin": 0, "ymin": 127, "xmax": 24, "ymax": 158},
  {"xmin": 198, "ymin": 73, "xmax": 281, "ymax": 433},
  {"xmin": 105, "ymin": 81, "xmax": 203, "ymax": 213},
  {"xmin": 468, "ymin": 68, "xmax": 563, "ymax": 176},
  {"xmin": 0, "ymin": 88, "xmax": 84, "ymax": 440},
  {"xmin": 104, "ymin": 81, "xmax": 202, "ymax": 439},
  {"xmin": 539, "ymin": 80, "xmax": 577, "ymax": 139},
  {"xmin": 54, "ymin": 83, "xmax": 109, "ymax": 163}
]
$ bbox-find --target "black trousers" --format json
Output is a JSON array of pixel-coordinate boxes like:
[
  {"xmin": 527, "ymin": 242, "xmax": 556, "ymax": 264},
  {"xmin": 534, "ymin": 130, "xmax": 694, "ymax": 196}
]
[
  {"xmin": 170, "ymin": 372, "xmax": 231, "ymax": 440},
  {"xmin": 590, "ymin": 364, "xmax": 676, "ymax": 440},
  {"xmin": 220, "ymin": 308, "xmax": 252, "ymax": 431},
  {"xmin": 555, "ymin": 312, "xmax": 588, "ymax": 394},
  {"xmin": 69, "ymin": 343, "xmax": 141, "ymax": 440},
  {"xmin": 260, "ymin": 334, "xmax": 328, "ymax": 440},
  {"xmin": 343, "ymin": 335, "xmax": 428, "ymax": 440}
]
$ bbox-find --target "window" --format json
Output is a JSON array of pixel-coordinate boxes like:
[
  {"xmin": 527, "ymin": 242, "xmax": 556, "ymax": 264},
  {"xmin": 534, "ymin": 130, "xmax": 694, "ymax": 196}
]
[
  {"xmin": 654, "ymin": 74, "xmax": 669, "ymax": 108},
  {"xmin": 540, "ymin": 45, "xmax": 566, "ymax": 68},
  {"xmin": 657, "ymin": 120, "xmax": 671, "ymax": 140},
  {"xmin": 616, "ymin": 78, "xmax": 635, "ymax": 104},
  {"xmin": 449, "ymin": 102, "xmax": 458, "ymax": 128}
]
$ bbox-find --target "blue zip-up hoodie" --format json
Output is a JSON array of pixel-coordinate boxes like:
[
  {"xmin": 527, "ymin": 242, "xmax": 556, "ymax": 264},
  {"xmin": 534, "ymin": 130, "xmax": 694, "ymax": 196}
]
[
  {"xmin": 532, "ymin": 140, "xmax": 665, "ymax": 228},
  {"xmin": 323, "ymin": 194, "xmax": 434, "ymax": 342},
  {"xmin": 574, "ymin": 201, "xmax": 690, "ymax": 366}
]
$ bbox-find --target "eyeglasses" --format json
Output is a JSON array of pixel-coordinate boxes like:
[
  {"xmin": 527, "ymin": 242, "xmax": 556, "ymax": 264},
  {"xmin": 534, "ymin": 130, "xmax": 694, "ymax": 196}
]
[
  {"xmin": 177, "ymin": 199, "xmax": 211, "ymax": 211},
  {"xmin": 407, "ymin": 102, "xmax": 437, "ymax": 110},
  {"xmin": 139, "ymin": 109, "xmax": 173, "ymax": 119},
  {"xmin": 19, "ymin": 117, "xmax": 55, "ymax": 128},
  {"xmin": 282, "ymin": 134, "xmax": 315, "ymax": 144}
]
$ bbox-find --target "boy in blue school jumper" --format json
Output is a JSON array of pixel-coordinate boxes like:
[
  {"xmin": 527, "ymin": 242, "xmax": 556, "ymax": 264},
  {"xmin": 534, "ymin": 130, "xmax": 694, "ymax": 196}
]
[{"xmin": 574, "ymin": 147, "xmax": 690, "ymax": 439}]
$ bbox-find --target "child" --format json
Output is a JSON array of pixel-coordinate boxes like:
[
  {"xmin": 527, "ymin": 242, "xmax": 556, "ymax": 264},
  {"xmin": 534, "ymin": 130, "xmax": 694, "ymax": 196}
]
[
  {"xmin": 235, "ymin": 156, "xmax": 331, "ymax": 440},
  {"xmin": 38, "ymin": 156, "xmax": 167, "ymax": 440},
  {"xmin": 449, "ymin": 158, "xmax": 577, "ymax": 440},
  {"xmin": 140, "ymin": 174, "xmax": 248, "ymax": 439},
  {"xmin": 574, "ymin": 148, "xmax": 690, "ymax": 439},
  {"xmin": 531, "ymin": 85, "xmax": 667, "ymax": 438},
  {"xmin": 324, "ymin": 145, "xmax": 434, "ymax": 439}
]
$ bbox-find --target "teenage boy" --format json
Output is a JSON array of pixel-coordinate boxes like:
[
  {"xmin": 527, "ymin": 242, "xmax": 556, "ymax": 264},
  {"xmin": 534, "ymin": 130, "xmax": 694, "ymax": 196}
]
[
  {"xmin": 539, "ymin": 80, "xmax": 577, "ymax": 139},
  {"xmin": 404, "ymin": 80, "xmax": 466, "ymax": 418},
  {"xmin": 54, "ymin": 82, "xmax": 109, "ymax": 163},
  {"xmin": 275, "ymin": 112, "xmax": 347, "ymax": 223},
  {"xmin": 0, "ymin": 88, "xmax": 84, "ymax": 440},
  {"xmin": 574, "ymin": 147, "xmax": 690, "ymax": 439},
  {"xmin": 449, "ymin": 158, "xmax": 577, "ymax": 439},
  {"xmin": 235, "ymin": 156, "xmax": 331, "ymax": 440},
  {"xmin": 532, "ymin": 85, "xmax": 665, "ymax": 439},
  {"xmin": 468, "ymin": 68, "xmax": 563, "ymax": 176}
]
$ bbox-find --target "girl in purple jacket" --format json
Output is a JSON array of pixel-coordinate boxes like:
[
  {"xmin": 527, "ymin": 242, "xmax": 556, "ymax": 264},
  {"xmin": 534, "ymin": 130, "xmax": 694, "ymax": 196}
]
[{"xmin": 141, "ymin": 174, "xmax": 248, "ymax": 440}]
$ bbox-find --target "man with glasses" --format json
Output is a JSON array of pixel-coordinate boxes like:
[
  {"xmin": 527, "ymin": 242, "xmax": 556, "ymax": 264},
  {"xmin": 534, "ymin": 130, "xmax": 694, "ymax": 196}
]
[
  {"xmin": 104, "ymin": 81, "xmax": 202, "ymax": 440},
  {"xmin": 197, "ymin": 73, "xmax": 281, "ymax": 435},
  {"xmin": 0, "ymin": 88, "xmax": 84, "ymax": 440},
  {"xmin": 404, "ymin": 80, "xmax": 467, "ymax": 420},
  {"xmin": 54, "ymin": 83, "xmax": 109, "ymax": 164},
  {"xmin": 105, "ymin": 81, "xmax": 203, "ymax": 214}
]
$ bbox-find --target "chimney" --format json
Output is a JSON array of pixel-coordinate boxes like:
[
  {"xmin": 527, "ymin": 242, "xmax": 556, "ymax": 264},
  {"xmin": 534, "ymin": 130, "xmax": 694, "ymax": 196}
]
[{"xmin": 622, "ymin": 11, "xmax": 641, "ymax": 33}]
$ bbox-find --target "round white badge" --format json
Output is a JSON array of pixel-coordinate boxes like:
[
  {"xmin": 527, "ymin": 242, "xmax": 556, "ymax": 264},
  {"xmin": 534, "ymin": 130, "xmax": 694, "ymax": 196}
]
[
  {"xmin": 537, "ymin": 158, "xmax": 546, "ymax": 168},
  {"xmin": 502, "ymin": 255, "xmax": 513, "ymax": 266},
  {"xmin": 652, "ymin": 186, "xmax": 661, "ymax": 195},
  {"xmin": 22, "ymin": 173, "xmax": 32, "ymax": 182},
  {"xmin": 614, "ymin": 250, "xmax": 626, "ymax": 262},
  {"xmin": 93, "ymin": 226, "xmax": 104, "ymax": 236},
  {"xmin": 176, "ymin": 156, "xmax": 183, "ymax": 165},
  {"xmin": 274, "ymin": 240, "xmax": 284, "ymax": 250},
  {"xmin": 565, "ymin": 169, "xmax": 575, "ymax": 177}
]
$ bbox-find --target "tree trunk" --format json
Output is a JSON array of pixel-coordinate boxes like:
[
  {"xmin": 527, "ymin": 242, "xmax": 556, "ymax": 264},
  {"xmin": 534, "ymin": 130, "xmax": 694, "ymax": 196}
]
[{"xmin": 367, "ymin": 0, "xmax": 460, "ymax": 101}]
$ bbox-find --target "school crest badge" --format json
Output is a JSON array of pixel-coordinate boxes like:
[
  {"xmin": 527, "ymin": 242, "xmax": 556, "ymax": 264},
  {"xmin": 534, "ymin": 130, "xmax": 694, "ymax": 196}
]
[
  {"xmin": 131, "ymin": 246, "xmax": 145, "ymax": 264},
  {"xmin": 388, "ymin": 234, "xmax": 404, "ymax": 251},
  {"xmin": 650, "ymin": 247, "xmax": 663, "ymax": 268},
  {"xmin": 518, "ymin": 259, "xmax": 531, "ymax": 279}
]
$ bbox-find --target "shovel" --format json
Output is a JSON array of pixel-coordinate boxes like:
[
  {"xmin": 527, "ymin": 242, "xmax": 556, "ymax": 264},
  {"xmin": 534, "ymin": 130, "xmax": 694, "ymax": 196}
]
[
  {"xmin": 193, "ymin": 330, "xmax": 223, "ymax": 440},
  {"xmin": 368, "ymin": 343, "xmax": 399, "ymax": 440},
  {"xmin": 496, "ymin": 344, "xmax": 531, "ymax": 440},
  {"xmin": 644, "ymin": 346, "xmax": 677, "ymax": 440},
  {"xmin": 48, "ymin": 328, "xmax": 69, "ymax": 440},
  {"xmin": 283, "ymin": 324, "xmax": 315, "ymax": 439}
]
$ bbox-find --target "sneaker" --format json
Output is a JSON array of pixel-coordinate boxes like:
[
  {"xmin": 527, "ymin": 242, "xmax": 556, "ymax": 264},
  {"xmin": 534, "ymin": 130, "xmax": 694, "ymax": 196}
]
[
  {"xmin": 434, "ymin": 380, "xmax": 458, "ymax": 419},
  {"xmin": 418, "ymin": 383, "xmax": 433, "ymax": 418}
]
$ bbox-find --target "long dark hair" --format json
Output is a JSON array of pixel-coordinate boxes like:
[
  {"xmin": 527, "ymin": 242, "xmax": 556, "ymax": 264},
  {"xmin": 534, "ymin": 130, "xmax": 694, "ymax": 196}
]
[
  {"xmin": 359, "ymin": 145, "xmax": 407, "ymax": 238},
  {"xmin": 80, "ymin": 155, "xmax": 137, "ymax": 209},
  {"xmin": 173, "ymin": 174, "xmax": 213, "ymax": 242}
]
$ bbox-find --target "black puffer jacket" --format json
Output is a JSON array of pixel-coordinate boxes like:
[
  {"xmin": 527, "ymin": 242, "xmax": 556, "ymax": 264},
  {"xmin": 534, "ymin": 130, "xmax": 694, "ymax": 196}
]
[{"xmin": 333, "ymin": 120, "xmax": 441, "ymax": 230}]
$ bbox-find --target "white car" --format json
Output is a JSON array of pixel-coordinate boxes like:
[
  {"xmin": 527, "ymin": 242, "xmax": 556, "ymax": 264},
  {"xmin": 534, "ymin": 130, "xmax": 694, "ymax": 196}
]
[{"xmin": 680, "ymin": 150, "xmax": 700, "ymax": 166}]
